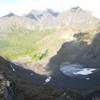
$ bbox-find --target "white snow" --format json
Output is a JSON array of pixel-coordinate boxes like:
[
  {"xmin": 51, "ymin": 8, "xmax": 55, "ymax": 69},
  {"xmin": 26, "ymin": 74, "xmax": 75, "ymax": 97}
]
[
  {"xmin": 60, "ymin": 63, "xmax": 96, "ymax": 77},
  {"xmin": 86, "ymin": 78, "xmax": 90, "ymax": 80},
  {"xmin": 73, "ymin": 68, "xmax": 96, "ymax": 75},
  {"xmin": 44, "ymin": 76, "xmax": 52, "ymax": 84},
  {"xmin": 10, "ymin": 64, "xmax": 15, "ymax": 71}
]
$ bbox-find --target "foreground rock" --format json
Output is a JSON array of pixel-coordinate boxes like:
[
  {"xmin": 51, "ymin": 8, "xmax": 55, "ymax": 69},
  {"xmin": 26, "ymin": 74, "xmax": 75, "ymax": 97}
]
[
  {"xmin": 0, "ymin": 56, "xmax": 100, "ymax": 100},
  {"xmin": 0, "ymin": 72, "xmax": 16, "ymax": 100}
]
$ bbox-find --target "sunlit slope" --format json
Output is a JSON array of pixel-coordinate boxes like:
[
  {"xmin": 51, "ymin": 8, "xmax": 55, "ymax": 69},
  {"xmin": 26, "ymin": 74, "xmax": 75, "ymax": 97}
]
[
  {"xmin": 0, "ymin": 7, "xmax": 100, "ymax": 63},
  {"xmin": 0, "ymin": 29, "xmax": 55, "ymax": 60}
]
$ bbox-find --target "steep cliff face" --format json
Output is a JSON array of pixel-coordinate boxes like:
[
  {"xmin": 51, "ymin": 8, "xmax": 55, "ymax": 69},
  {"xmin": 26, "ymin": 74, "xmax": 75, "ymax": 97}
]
[{"xmin": 49, "ymin": 32, "xmax": 100, "ymax": 67}]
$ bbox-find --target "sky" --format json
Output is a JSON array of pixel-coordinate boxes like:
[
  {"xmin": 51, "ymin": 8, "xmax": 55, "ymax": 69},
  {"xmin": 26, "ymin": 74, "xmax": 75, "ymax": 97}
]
[{"xmin": 0, "ymin": 0, "xmax": 100, "ymax": 18}]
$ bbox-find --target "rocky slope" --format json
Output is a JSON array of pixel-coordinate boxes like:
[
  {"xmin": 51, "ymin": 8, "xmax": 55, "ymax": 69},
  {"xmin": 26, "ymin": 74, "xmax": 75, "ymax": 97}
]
[
  {"xmin": 0, "ymin": 56, "xmax": 100, "ymax": 100},
  {"xmin": 0, "ymin": 56, "xmax": 62, "ymax": 100},
  {"xmin": 0, "ymin": 7, "xmax": 100, "ymax": 33},
  {"xmin": 48, "ymin": 32, "xmax": 100, "ymax": 71}
]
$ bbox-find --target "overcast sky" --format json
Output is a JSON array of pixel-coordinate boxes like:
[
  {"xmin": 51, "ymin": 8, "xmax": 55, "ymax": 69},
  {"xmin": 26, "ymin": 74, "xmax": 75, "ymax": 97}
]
[{"xmin": 0, "ymin": 0, "xmax": 100, "ymax": 18}]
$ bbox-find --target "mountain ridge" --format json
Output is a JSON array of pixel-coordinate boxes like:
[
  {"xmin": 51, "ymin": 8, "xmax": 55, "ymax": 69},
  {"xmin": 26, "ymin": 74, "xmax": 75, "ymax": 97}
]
[
  {"xmin": 0, "ymin": 7, "xmax": 99, "ymax": 32},
  {"xmin": 0, "ymin": 7, "xmax": 100, "ymax": 66}
]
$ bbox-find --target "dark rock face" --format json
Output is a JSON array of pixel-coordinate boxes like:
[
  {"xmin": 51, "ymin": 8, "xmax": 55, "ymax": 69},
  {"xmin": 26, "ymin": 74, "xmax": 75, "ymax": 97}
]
[
  {"xmin": 86, "ymin": 91, "xmax": 100, "ymax": 100},
  {"xmin": 55, "ymin": 91, "xmax": 100, "ymax": 100},
  {"xmin": 0, "ymin": 72, "xmax": 16, "ymax": 100},
  {"xmin": 49, "ymin": 32, "xmax": 100, "ymax": 68},
  {"xmin": 3, "ymin": 13, "xmax": 15, "ymax": 17},
  {"xmin": 47, "ymin": 32, "xmax": 100, "ymax": 100}
]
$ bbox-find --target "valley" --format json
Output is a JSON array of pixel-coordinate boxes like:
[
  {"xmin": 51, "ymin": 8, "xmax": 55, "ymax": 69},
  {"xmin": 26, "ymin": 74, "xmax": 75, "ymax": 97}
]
[{"xmin": 0, "ymin": 7, "xmax": 100, "ymax": 100}]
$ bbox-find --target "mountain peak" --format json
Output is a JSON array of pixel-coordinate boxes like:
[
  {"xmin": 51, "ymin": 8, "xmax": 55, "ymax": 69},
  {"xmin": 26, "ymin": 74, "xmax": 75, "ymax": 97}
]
[
  {"xmin": 29, "ymin": 9, "xmax": 42, "ymax": 15},
  {"xmin": 44, "ymin": 8, "xmax": 59, "ymax": 16},
  {"xmin": 4, "ymin": 13, "xmax": 15, "ymax": 17},
  {"xmin": 44, "ymin": 8, "xmax": 54, "ymax": 13},
  {"xmin": 26, "ymin": 10, "xmax": 42, "ymax": 20},
  {"xmin": 70, "ymin": 7, "xmax": 82, "ymax": 12}
]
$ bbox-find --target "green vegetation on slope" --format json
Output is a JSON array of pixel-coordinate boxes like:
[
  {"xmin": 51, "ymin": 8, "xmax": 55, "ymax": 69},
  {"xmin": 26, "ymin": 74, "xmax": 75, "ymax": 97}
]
[{"xmin": 0, "ymin": 29, "xmax": 59, "ymax": 61}]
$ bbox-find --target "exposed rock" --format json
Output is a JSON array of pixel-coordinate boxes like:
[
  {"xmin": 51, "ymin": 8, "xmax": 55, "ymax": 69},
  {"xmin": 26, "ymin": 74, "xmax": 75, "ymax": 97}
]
[
  {"xmin": 0, "ymin": 72, "xmax": 16, "ymax": 100},
  {"xmin": 3, "ymin": 13, "xmax": 15, "ymax": 17}
]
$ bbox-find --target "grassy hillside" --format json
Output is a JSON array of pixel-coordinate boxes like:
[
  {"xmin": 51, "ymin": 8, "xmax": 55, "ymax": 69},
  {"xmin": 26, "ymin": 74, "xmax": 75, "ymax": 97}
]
[
  {"xmin": 0, "ymin": 27, "xmax": 99, "ymax": 64},
  {"xmin": 0, "ymin": 28, "xmax": 63, "ymax": 63}
]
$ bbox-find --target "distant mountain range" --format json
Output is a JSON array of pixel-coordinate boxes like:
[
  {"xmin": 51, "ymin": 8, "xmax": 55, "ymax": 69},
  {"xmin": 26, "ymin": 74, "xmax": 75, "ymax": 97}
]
[{"xmin": 0, "ymin": 7, "xmax": 100, "ymax": 33}]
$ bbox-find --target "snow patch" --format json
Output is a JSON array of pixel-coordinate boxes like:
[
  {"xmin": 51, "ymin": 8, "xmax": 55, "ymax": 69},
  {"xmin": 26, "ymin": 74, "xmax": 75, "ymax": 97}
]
[
  {"xmin": 73, "ymin": 68, "xmax": 96, "ymax": 75},
  {"xmin": 44, "ymin": 76, "xmax": 52, "ymax": 84},
  {"xmin": 60, "ymin": 63, "xmax": 96, "ymax": 77}
]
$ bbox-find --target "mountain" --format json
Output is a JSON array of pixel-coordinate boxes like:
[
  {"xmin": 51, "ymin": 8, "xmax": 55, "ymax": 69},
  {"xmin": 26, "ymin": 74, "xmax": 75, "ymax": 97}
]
[
  {"xmin": 0, "ymin": 56, "xmax": 63, "ymax": 100},
  {"xmin": 3, "ymin": 12, "xmax": 15, "ymax": 17},
  {"xmin": 25, "ymin": 9, "xmax": 59, "ymax": 20},
  {"xmin": 49, "ymin": 32, "xmax": 100, "ymax": 68},
  {"xmin": 0, "ymin": 14, "xmax": 36, "ymax": 34},
  {"xmin": 0, "ymin": 7, "xmax": 99, "ymax": 32},
  {"xmin": 0, "ymin": 56, "xmax": 85, "ymax": 100},
  {"xmin": 42, "ymin": 9, "xmax": 59, "ymax": 16},
  {"xmin": 0, "ymin": 7, "xmax": 100, "ymax": 70},
  {"xmin": 25, "ymin": 9, "xmax": 59, "ymax": 29},
  {"xmin": 57, "ymin": 7, "xmax": 100, "ymax": 31},
  {"xmin": 0, "ymin": 56, "xmax": 100, "ymax": 100},
  {"xmin": 0, "ymin": 7, "xmax": 100, "ymax": 99}
]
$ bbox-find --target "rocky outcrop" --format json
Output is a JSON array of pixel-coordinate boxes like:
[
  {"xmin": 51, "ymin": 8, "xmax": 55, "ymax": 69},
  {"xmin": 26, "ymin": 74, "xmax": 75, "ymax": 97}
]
[
  {"xmin": 0, "ymin": 72, "xmax": 16, "ymax": 100},
  {"xmin": 48, "ymin": 32, "xmax": 100, "ymax": 68}
]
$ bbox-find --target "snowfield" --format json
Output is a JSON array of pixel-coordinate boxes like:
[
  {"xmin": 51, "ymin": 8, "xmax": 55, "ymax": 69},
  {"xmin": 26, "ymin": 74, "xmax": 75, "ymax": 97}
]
[{"xmin": 60, "ymin": 63, "xmax": 96, "ymax": 77}]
